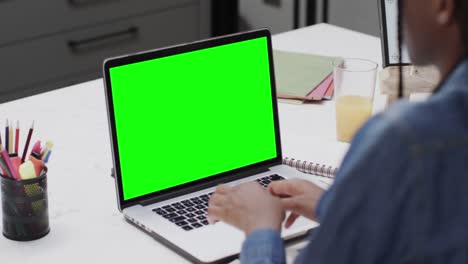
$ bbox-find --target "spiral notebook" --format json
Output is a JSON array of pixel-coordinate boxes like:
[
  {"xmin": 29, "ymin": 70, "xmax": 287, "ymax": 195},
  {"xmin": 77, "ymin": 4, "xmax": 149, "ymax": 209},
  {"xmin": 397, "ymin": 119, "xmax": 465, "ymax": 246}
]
[{"xmin": 282, "ymin": 157, "xmax": 338, "ymax": 179}]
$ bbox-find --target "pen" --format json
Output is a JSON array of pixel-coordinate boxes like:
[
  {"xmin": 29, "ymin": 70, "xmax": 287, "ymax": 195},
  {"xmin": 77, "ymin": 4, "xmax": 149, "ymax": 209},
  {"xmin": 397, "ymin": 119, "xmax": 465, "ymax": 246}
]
[
  {"xmin": 15, "ymin": 121, "xmax": 19, "ymax": 154},
  {"xmin": 8, "ymin": 120, "xmax": 13, "ymax": 154},
  {"xmin": 5, "ymin": 119, "xmax": 9, "ymax": 153},
  {"xmin": 21, "ymin": 121, "xmax": 34, "ymax": 163}
]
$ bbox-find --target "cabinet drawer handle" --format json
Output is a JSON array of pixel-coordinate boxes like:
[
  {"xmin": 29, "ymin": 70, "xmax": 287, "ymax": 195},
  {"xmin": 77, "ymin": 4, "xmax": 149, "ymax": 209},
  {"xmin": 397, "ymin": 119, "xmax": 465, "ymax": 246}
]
[
  {"xmin": 68, "ymin": 0, "xmax": 118, "ymax": 8},
  {"xmin": 67, "ymin": 26, "xmax": 139, "ymax": 54}
]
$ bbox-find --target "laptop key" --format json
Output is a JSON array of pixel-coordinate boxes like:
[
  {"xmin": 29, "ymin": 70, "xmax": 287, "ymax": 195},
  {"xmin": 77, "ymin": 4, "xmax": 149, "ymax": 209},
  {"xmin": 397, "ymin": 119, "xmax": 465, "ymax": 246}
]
[
  {"xmin": 192, "ymin": 223, "xmax": 203, "ymax": 228},
  {"xmin": 193, "ymin": 200, "xmax": 203, "ymax": 205},
  {"xmin": 197, "ymin": 215, "xmax": 206, "ymax": 220},
  {"xmin": 155, "ymin": 210, "xmax": 167, "ymax": 215},
  {"xmin": 175, "ymin": 221, "xmax": 188, "ymax": 226},
  {"xmin": 186, "ymin": 213, "xmax": 196, "ymax": 218},
  {"xmin": 195, "ymin": 210, "xmax": 205, "ymax": 215},
  {"xmin": 162, "ymin": 205, "xmax": 172, "ymax": 210},
  {"xmin": 165, "ymin": 207, "xmax": 176, "ymax": 213},
  {"xmin": 182, "ymin": 225, "xmax": 193, "ymax": 231},
  {"xmin": 174, "ymin": 205, "xmax": 185, "ymax": 210},
  {"xmin": 201, "ymin": 220, "xmax": 209, "ymax": 225},
  {"xmin": 183, "ymin": 202, "xmax": 194, "ymax": 207},
  {"xmin": 169, "ymin": 216, "xmax": 186, "ymax": 223},
  {"xmin": 176, "ymin": 210, "xmax": 187, "ymax": 215},
  {"xmin": 163, "ymin": 213, "xmax": 178, "ymax": 219},
  {"xmin": 270, "ymin": 174, "xmax": 284, "ymax": 181},
  {"xmin": 201, "ymin": 194, "xmax": 209, "ymax": 199},
  {"xmin": 186, "ymin": 207, "xmax": 196, "ymax": 212},
  {"xmin": 190, "ymin": 197, "xmax": 200, "ymax": 201},
  {"xmin": 187, "ymin": 218, "xmax": 197, "ymax": 223},
  {"xmin": 195, "ymin": 205, "xmax": 205, "ymax": 210}
]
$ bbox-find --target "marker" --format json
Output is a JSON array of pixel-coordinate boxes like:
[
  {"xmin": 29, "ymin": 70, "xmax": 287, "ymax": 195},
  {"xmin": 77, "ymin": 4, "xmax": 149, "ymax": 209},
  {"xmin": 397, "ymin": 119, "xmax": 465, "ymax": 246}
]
[
  {"xmin": 41, "ymin": 141, "xmax": 54, "ymax": 160},
  {"xmin": 15, "ymin": 121, "xmax": 19, "ymax": 154},
  {"xmin": 44, "ymin": 151, "xmax": 52, "ymax": 164},
  {"xmin": 21, "ymin": 121, "xmax": 34, "ymax": 163},
  {"xmin": 30, "ymin": 140, "xmax": 42, "ymax": 159},
  {"xmin": 29, "ymin": 155, "xmax": 44, "ymax": 178}
]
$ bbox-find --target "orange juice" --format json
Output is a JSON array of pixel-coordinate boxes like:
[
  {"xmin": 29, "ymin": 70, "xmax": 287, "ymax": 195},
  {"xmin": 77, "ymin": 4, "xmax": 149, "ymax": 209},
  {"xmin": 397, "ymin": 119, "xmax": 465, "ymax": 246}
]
[{"xmin": 335, "ymin": 95, "xmax": 373, "ymax": 142}]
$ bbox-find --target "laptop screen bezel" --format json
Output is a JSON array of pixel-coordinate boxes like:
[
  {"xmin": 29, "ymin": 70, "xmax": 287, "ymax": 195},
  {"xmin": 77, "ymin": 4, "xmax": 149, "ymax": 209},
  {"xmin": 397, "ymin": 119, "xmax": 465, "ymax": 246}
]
[{"xmin": 103, "ymin": 29, "xmax": 282, "ymax": 210}]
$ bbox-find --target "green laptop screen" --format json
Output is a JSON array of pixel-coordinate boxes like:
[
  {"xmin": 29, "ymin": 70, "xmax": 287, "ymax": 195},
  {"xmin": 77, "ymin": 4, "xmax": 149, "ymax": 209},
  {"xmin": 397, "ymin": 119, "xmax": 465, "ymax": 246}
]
[{"xmin": 109, "ymin": 37, "xmax": 277, "ymax": 201}]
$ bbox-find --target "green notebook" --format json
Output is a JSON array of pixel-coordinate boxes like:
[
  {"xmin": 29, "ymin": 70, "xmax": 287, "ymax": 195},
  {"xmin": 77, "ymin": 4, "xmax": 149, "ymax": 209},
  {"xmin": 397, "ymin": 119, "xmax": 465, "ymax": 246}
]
[{"xmin": 273, "ymin": 50, "xmax": 339, "ymax": 99}]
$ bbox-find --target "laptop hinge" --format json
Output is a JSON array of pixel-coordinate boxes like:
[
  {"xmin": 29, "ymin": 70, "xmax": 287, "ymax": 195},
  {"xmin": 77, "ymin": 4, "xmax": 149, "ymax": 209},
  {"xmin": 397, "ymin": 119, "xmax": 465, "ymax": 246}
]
[{"xmin": 139, "ymin": 166, "xmax": 271, "ymax": 206}]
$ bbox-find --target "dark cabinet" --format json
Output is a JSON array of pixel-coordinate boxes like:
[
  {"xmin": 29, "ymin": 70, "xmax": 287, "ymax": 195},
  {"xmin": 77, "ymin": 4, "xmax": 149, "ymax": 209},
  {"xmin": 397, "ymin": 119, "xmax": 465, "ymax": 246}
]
[{"xmin": 0, "ymin": 0, "xmax": 212, "ymax": 102}]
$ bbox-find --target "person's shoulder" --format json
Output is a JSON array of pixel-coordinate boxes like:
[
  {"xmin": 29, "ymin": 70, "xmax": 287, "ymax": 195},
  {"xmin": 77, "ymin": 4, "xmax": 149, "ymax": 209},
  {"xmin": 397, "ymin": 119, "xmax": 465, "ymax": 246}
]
[{"xmin": 375, "ymin": 94, "xmax": 468, "ymax": 147}]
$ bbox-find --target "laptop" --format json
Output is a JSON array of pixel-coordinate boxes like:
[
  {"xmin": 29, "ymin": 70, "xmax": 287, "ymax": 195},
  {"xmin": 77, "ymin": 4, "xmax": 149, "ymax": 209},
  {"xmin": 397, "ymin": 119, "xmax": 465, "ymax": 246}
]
[{"xmin": 103, "ymin": 29, "xmax": 323, "ymax": 264}]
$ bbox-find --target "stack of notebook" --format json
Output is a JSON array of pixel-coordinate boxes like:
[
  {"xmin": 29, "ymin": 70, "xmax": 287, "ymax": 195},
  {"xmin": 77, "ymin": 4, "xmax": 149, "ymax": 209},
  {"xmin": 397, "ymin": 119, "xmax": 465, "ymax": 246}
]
[{"xmin": 273, "ymin": 50, "xmax": 341, "ymax": 103}]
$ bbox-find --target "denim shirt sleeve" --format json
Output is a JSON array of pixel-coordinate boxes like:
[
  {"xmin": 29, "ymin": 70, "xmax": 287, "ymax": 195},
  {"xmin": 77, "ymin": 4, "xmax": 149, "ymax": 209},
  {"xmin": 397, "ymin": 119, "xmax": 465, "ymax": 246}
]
[
  {"xmin": 294, "ymin": 113, "xmax": 421, "ymax": 264},
  {"xmin": 315, "ymin": 113, "xmax": 407, "ymax": 221},
  {"xmin": 240, "ymin": 229, "xmax": 286, "ymax": 264},
  {"xmin": 240, "ymin": 111, "xmax": 419, "ymax": 264}
]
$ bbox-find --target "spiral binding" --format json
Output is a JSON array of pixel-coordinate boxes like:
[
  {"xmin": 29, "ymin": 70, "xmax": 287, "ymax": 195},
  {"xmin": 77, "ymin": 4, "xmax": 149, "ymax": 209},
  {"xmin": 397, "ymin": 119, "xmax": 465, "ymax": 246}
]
[{"xmin": 283, "ymin": 157, "xmax": 338, "ymax": 179}]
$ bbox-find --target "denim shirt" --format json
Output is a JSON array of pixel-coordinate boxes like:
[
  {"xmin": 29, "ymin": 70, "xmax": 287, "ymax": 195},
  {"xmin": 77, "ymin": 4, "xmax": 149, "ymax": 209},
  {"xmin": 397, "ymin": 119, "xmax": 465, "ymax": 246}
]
[{"xmin": 240, "ymin": 59, "xmax": 468, "ymax": 264}]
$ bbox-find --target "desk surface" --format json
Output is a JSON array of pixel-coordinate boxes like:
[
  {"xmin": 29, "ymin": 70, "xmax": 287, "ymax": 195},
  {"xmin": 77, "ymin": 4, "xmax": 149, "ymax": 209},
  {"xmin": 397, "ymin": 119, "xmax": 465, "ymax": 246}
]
[{"xmin": 0, "ymin": 23, "xmax": 385, "ymax": 263}]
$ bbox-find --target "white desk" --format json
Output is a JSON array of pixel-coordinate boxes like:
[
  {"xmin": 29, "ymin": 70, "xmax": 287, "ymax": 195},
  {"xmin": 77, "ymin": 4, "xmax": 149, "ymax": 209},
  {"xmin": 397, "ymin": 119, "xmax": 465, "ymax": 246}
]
[{"xmin": 0, "ymin": 23, "xmax": 385, "ymax": 263}]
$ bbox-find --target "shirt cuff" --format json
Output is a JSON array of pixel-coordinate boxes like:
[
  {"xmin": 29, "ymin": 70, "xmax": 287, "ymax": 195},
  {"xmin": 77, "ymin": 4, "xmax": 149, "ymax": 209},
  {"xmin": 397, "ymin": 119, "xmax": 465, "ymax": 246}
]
[{"xmin": 240, "ymin": 228, "xmax": 286, "ymax": 264}]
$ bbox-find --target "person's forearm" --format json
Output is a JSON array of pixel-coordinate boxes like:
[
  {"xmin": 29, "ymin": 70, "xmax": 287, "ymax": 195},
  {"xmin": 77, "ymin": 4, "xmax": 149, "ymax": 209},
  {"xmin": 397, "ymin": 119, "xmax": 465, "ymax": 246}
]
[{"xmin": 240, "ymin": 229, "xmax": 286, "ymax": 264}]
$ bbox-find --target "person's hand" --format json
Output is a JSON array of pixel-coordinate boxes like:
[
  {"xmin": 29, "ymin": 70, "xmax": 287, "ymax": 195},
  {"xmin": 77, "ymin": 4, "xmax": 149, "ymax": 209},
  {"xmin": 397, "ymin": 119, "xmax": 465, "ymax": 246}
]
[
  {"xmin": 268, "ymin": 179, "xmax": 325, "ymax": 228},
  {"xmin": 208, "ymin": 182, "xmax": 285, "ymax": 235}
]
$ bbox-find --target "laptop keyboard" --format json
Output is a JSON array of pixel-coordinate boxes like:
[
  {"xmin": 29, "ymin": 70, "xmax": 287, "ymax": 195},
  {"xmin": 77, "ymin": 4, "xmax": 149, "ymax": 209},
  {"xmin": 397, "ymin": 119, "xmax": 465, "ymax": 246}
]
[{"xmin": 152, "ymin": 174, "xmax": 285, "ymax": 231}]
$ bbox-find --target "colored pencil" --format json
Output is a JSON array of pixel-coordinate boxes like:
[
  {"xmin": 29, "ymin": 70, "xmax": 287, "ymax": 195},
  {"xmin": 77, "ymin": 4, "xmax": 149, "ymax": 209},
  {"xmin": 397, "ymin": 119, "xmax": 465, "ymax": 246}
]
[
  {"xmin": 9, "ymin": 120, "xmax": 13, "ymax": 154},
  {"xmin": 15, "ymin": 121, "xmax": 19, "ymax": 154},
  {"xmin": 21, "ymin": 121, "xmax": 34, "ymax": 163},
  {"xmin": 5, "ymin": 119, "xmax": 9, "ymax": 153}
]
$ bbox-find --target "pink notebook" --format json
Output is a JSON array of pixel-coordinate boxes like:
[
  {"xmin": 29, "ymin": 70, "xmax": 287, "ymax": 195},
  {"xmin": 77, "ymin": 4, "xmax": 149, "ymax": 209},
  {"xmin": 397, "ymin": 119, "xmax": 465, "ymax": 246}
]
[
  {"xmin": 323, "ymin": 81, "xmax": 334, "ymax": 100},
  {"xmin": 306, "ymin": 74, "xmax": 333, "ymax": 100}
]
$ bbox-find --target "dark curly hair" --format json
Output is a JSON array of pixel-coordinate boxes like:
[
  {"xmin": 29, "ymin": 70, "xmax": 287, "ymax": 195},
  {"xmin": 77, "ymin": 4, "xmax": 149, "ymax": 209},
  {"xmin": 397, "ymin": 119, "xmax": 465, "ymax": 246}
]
[{"xmin": 397, "ymin": 0, "xmax": 468, "ymax": 98}]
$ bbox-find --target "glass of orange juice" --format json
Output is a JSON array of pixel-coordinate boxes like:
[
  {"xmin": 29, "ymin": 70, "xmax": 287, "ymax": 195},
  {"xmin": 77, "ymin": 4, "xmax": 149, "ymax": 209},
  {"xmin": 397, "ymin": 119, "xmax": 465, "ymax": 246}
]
[{"xmin": 333, "ymin": 58, "xmax": 377, "ymax": 143}]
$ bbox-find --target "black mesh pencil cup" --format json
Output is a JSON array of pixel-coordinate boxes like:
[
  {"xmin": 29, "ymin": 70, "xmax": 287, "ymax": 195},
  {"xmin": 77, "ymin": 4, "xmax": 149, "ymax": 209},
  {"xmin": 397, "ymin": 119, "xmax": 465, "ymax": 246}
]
[{"xmin": 1, "ymin": 170, "xmax": 50, "ymax": 241}]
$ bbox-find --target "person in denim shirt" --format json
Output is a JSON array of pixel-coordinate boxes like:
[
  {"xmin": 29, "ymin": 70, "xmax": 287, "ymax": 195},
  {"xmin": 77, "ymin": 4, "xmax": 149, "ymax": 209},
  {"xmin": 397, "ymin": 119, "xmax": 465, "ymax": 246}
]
[{"xmin": 207, "ymin": 0, "xmax": 468, "ymax": 263}]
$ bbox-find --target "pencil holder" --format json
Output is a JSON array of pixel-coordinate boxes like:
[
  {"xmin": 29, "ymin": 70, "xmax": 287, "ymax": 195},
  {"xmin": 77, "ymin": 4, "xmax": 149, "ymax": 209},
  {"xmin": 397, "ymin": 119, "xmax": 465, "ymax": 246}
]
[{"xmin": 1, "ymin": 169, "xmax": 50, "ymax": 241}]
